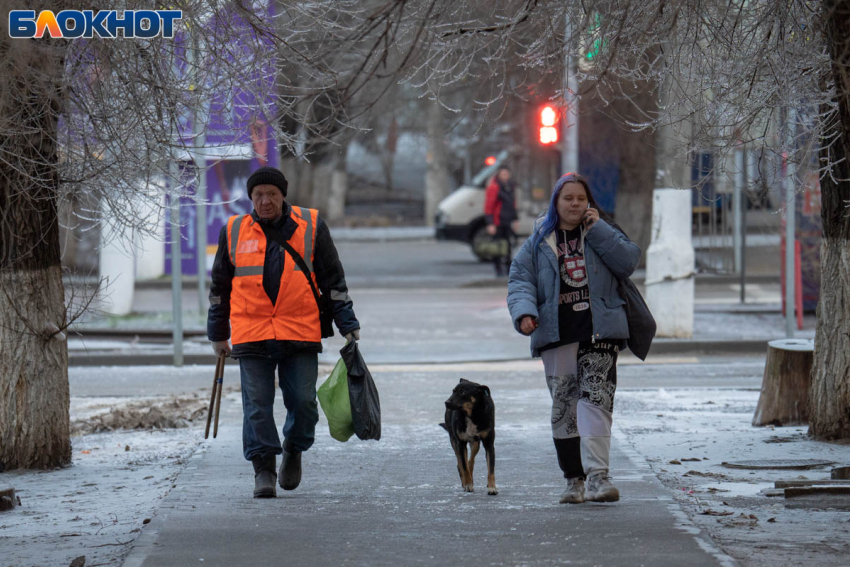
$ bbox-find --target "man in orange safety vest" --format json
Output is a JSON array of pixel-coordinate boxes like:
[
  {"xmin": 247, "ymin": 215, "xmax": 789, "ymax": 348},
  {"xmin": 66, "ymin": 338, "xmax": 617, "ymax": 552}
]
[{"xmin": 207, "ymin": 166, "xmax": 360, "ymax": 498}]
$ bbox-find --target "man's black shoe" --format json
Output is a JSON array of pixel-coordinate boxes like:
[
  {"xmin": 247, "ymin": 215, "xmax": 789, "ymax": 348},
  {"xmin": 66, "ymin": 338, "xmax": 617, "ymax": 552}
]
[
  {"xmin": 280, "ymin": 443, "xmax": 302, "ymax": 490},
  {"xmin": 252, "ymin": 454, "xmax": 277, "ymax": 498}
]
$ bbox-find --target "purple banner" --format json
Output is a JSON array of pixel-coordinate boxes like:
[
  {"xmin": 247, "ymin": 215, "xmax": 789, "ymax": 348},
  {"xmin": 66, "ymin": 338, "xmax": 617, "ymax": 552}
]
[{"xmin": 164, "ymin": 138, "xmax": 278, "ymax": 276}]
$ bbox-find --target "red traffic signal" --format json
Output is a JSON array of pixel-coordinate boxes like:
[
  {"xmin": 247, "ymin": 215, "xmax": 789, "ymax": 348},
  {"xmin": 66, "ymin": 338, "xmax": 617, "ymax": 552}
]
[
  {"xmin": 539, "ymin": 105, "xmax": 559, "ymax": 145},
  {"xmin": 485, "ymin": 155, "xmax": 497, "ymax": 166}
]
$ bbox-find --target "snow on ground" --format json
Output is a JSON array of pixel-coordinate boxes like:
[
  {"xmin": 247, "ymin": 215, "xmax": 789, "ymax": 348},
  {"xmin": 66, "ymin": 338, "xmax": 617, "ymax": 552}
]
[
  {"xmin": 0, "ymin": 407, "xmax": 203, "ymax": 567},
  {"xmin": 5, "ymin": 362, "xmax": 849, "ymax": 566},
  {"xmin": 70, "ymin": 395, "xmax": 210, "ymax": 435},
  {"xmin": 615, "ymin": 388, "xmax": 850, "ymax": 567}
]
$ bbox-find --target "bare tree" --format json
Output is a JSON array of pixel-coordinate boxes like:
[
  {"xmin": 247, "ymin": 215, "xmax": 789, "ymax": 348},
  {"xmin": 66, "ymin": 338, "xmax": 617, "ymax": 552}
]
[
  {"xmin": 300, "ymin": 0, "xmax": 848, "ymax": 438},
  {"xmin": 569, "ymin": 0, "xmax": 847, "ymax": 440},
  {"xmin": 809, "ymin": 0, "xmax": 850, "ymax": 440},
  {"xmin": 0, "ymin": 0, "xmax": 440, "ymax": 469},
  {"xmin": 425, "ymin": 99, "xmax": 451, "ymax": 225},
  {"xmin": 400, "ymin": 0, "xmax": 850, "ymax": 438},
  {"xmin": 0, "ymin": 0, "xmax": 72, "ymax": 470}
]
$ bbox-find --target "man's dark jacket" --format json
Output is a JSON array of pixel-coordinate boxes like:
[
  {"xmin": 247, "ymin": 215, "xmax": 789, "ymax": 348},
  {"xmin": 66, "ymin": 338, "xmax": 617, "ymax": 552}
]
[{"xmin": 207, "ymin": 204, "xmax": 359, "ymax": 358}]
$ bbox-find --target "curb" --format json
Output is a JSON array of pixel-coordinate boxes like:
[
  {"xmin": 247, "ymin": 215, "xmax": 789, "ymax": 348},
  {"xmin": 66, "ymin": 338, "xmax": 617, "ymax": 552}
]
[
  {"xmin": 68, "ymin": 339, "xmax": 770, "ymax": 367},
  {"xmin": 647, "ymin": 338, "xmax": 770, "ymax": 356},
  {"xmin": 71, "ymin": 274, "xmax": 782, "ymax": 292},
  {"xmin": 462, "ymin": 274, "xmax": 780, "ymax": 289},
  {"xmin": 70, "ymin": 328, "xmax": 207, "ymax": 342},
  {"xmin": 330, "ymin": 227, "xmax": 434, "ymax": 242}
]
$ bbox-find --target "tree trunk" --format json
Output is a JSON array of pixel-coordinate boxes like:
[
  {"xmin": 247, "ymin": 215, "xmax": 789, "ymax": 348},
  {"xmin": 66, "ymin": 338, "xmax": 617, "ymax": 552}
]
[
  {"xmin": 425, "ymin": 100, "xmax": 450, "ymax": 226},
  {"xmin": 326, "ymin": 140, "xmax": 350, "ymax": 223},
  {"xmin": 753, "ymin": 339, "xmax": 813, "ymax": 426},
  {"xmin": 381, "ymin": 116, "xmax": 398, "ymax": 193},
  {"xmin": 0, "ymin": 36, "xmax": 71, "ymax": 470},
  {"xmin": 293, "ymin": 159, "xmax": 314, "ymax": 208},
  {"xmin": 311, "ymin": 162, "xmax": 333, "ymax": 214},
  {"xmin": 809, "ymin": 1, "xmax": 850, "ymax": 440},
  {"xmin": 809, "ymin": 237, "xmax": 850, "ymax": 439},
  {"xmin": 615, "ymin": 120, "xmax": 655, "ymax": 261},
  {"xmin": 614, "ymin": 70, "xmax": 658, "ymax": 262},
  {"xmin": 0, "ymin": 487, "xmax": 17, "ymax": 511}
]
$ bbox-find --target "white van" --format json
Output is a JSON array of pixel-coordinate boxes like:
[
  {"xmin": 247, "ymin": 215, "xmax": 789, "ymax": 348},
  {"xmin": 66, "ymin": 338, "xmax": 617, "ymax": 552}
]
[{"xmin": 434, "ymin": 150, "xmax": 545, "ymax": 260}]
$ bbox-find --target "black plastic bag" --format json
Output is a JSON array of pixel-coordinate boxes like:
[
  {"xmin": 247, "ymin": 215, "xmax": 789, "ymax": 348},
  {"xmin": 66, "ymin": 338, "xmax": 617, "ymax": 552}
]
[
  {"xmin": 340, "ymin": 340, "xmax": 381, "ymax": 441},
  {"xmin": 617, "ymin": 277, "xmax": 656, "ymax": 361}
]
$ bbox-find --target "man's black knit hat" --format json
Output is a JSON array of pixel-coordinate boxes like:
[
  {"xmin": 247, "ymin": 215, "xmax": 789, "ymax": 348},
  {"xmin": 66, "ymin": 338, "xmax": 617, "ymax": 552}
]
[{"xmin": 247, "ymin": 166, "xmax": 288, "ymax": 199}]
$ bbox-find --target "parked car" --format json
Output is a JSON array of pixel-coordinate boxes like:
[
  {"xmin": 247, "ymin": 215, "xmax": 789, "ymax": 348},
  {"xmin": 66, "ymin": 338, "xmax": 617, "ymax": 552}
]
[{"xmin": 435, "ymin": 150, "xmax": 544, "ymax": 260}]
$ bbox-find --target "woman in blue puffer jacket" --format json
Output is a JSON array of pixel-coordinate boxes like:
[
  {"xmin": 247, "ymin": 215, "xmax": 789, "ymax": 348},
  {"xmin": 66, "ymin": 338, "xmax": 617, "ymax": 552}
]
[{"xmin": 507, "ymin": 173, "xmax": 641, "ymax": 505}]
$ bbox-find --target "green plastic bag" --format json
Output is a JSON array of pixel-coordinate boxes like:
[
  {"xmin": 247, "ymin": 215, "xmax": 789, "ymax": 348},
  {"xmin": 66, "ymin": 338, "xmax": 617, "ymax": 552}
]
[{"xmin": 317, "ymin": 357, "xmax": 354, "ymax": 442}]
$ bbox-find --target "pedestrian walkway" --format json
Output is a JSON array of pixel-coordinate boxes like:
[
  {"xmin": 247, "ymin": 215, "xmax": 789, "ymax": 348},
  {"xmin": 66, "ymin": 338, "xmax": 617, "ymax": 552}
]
[
  {"xmin": 123, "ymin": 423, "xmax": 733, "ymax": 567},
  {"xmin": 117, "ymin": 360, "xmax": 739, "ymax": 567}
]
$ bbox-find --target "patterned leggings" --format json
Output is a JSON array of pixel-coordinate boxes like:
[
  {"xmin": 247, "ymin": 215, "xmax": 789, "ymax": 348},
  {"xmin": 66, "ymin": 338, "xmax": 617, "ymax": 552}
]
[{"xmin": 541, "ymin": 340, "xmax": 619, "ymax": 477}]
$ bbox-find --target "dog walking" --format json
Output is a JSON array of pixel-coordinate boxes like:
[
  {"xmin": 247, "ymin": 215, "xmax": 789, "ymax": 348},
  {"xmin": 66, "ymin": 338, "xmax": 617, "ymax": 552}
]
[
  {"xmin": 207, "ymin": 166, "xmax": 361, "ymax": 498},
  {"xmin": 507, "ymin": 173, "xmax": 641, "ymax": 504}
]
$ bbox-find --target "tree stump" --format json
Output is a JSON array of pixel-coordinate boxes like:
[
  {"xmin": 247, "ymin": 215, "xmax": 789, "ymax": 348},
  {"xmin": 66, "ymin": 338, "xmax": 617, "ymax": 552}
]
[
  {"xmin": 0, "ymin": 487, "xmax": 16, "ymax": 512},
  {"xmin": 753, "ymin": 339, "xmax": 814, "ymax": 426}
]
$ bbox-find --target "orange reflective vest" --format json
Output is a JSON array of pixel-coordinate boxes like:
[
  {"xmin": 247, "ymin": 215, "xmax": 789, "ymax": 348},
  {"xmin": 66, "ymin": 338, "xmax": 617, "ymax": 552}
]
[{"xmin": 226, "ymin": 207, "xmax": 320, "ymax": 345}]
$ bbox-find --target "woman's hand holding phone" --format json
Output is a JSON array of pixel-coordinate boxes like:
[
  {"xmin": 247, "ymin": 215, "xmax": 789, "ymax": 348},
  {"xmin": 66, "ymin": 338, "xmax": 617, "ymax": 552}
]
[{"xmin": 583, "ymin": 206, "xmax": 599, "ymax": 230}]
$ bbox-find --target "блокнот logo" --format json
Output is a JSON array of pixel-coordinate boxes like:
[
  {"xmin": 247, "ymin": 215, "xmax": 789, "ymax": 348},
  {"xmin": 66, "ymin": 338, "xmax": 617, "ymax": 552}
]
[{"xmin": 8, "ymin": 10, "xmax": 183, "ymax": 39}]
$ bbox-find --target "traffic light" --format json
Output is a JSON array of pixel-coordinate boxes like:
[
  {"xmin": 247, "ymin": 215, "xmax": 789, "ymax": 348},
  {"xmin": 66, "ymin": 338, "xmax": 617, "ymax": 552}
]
[{"xmin": 539, "ymin": 105, "xmax": 559, "ymax": 145}]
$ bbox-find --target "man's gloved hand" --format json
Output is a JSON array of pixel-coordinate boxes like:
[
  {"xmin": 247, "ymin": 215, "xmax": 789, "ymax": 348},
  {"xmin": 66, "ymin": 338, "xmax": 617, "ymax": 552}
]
[
  {"xmin": 211, "ymin": 340, "xmax": 232, "ymax": 357},
  {"xmin": 344, "ymin": 330, "xmax": 360, "ymax": 343}
]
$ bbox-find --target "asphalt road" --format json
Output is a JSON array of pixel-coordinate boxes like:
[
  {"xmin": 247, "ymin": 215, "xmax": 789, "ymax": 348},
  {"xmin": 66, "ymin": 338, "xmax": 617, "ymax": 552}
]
[
  {"xmin": 122, "ymin": 237, "xmax": 783, "ymax": 300},
  {"xmin": 71, "ymin": 274, "xmax": 809, "ymax": 367}
]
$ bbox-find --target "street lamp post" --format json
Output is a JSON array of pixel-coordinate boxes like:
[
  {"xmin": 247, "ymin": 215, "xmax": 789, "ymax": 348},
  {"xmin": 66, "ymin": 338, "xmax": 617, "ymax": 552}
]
[
  {"xmin": 170, "ymin": 159, "xmax": 184, "ymax": 367},
  {"xmin": 191, "ymin": 34, "xmax": 208, "ymax": 316},
  {"xmin": 562, "ymin": 11, "xmax": 579, "ymax": 175},
  {"xmin": 784, "ymin": 108, "xmax": 797, "ymax": 338}
]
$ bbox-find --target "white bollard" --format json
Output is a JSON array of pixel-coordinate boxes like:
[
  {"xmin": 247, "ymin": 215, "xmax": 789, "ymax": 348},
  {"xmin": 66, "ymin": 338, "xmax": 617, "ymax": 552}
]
[
  {"xmin": 98, "ymin": 221, "xmax": 135, "ymax": 316},
  {"xmin": 135, "ymin": 192, "xmax": 166, "ymax": 281},
  {"xmin": 645, "ymin": 188, "xmax": 695, "ymax": 338}
]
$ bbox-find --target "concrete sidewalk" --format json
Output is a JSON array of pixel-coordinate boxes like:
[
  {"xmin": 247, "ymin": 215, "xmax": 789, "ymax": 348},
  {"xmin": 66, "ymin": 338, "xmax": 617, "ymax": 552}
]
[
  {"xmin": 123, "ymin": 426, "xmax": 732, "ymax": 567},
  {"xmin": 113, "ymin": 361, "xmax": 744, "ymax": 567}
]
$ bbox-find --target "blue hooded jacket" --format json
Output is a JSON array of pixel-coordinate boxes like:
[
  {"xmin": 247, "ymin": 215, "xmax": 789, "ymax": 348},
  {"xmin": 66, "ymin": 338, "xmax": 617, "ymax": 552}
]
[{"xmin": 507, "ymin": 218, "xmax": 641, "ymax": 357}]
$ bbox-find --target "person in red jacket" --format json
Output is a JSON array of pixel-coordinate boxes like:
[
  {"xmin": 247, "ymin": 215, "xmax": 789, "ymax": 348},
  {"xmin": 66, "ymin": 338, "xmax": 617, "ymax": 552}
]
[{"xmin": 484, "ymin": 166, "xmax": 519, "ymax": 276}]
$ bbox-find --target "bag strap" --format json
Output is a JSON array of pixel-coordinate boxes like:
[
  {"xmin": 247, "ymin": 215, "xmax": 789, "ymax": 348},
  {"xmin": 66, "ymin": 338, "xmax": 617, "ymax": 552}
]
[{"xmin": 265, "ymin": 227, "xmax": 324, "ymax": 311}]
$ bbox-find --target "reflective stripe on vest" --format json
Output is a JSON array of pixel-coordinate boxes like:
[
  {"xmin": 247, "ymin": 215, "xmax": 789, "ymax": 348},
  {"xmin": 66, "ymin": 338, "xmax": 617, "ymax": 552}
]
[
  {"xmin": 226, "ymin": 209, "xmax": 320, "ymax": 344},
  {"xmin": 292, "ymin": 206, "xmax": 314, "ymax": 272}
]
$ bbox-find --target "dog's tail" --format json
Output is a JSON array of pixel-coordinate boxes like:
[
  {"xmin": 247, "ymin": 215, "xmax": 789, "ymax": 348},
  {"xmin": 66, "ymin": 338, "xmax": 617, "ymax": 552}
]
[{"xmin": 439, "ymin": 422, "xmax": 448, "ymax": 432}]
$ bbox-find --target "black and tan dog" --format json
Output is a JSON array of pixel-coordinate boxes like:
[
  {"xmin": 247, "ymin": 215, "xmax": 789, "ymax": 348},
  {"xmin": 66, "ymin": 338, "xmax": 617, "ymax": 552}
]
[{"xmin": 440, "ymin": 378, "xmax": 497, "ymax": 495}]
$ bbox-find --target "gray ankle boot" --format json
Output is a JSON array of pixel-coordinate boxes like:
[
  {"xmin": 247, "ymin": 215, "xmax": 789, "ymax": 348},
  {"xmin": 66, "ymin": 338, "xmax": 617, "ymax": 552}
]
[
  {"xmin": 252, "ymin": 454, "xmax": 277, "ymax": 498},
  {"xmin": 280, "ymin": 442, "xmax": 302, "ymax": 491},
  {"xmin": 559, "ymin": 477, "xmax": 586, "ymax": 504},
  {"xmin": 586, "ymin": 472, "xmax": 620, "ymax": 502},
  {"xmin": 581, "ymin": 436, "xmax": 619, "ymax": 502}
]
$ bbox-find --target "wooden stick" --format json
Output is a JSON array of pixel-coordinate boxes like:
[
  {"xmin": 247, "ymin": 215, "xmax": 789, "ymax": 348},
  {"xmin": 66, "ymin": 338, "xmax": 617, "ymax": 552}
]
[
  {"xmin": 213, "ymin": 353, "xmax": 225, "ymax": 438},
  {"xmin": 204, "ymin": 354, "xmax": 223, "ymax": 439}
]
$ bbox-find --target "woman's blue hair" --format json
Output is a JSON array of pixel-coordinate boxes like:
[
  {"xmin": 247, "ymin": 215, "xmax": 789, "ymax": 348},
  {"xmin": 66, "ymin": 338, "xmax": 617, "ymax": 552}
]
[{"xmin": 532, "ymin": 172, "xmax": 596, "ymax": 250}]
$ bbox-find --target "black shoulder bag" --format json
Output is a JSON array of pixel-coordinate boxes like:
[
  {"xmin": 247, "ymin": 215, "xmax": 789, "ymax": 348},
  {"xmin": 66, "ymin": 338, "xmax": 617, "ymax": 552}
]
[
  {"xmin": 616, "ymin": 277, "xmax": 656, "ymax": 361},
  {"xmin": 266, "ymin": 230, "xmax": 335, "ymax": 339}
]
